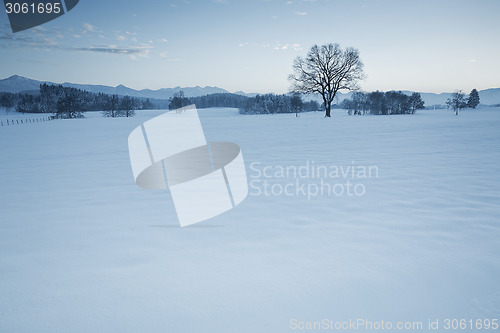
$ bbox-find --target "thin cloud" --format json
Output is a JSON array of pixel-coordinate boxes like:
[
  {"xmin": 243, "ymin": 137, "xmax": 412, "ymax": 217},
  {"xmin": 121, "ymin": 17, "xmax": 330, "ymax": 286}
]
[
  {"xmin": 0, "ymin": 30, "xmax": 59, "ymax": 49},
  {"xmin": 274, "ymin": 43, "xmax": 289, "ymax": 50},
  {"xmin": 0, "ymin": 22, "xmax": 151, "ymax": 60},
  {"xmin": 160, "ymin": 52, "xmax": 180, "ymax": 62},
  {"xmin": 273, "ymin": 42, "xmax": 302, "ymax": 51},
  {"xmin": 75, "ymin": 47, "xmax": 141, "ymax": 54},
  {"xmin": 82, "ymin": 23, "xmax": 96, "ymax": 35},
  {"xmin": 81, "ymin": 23, "xmax": 106, "ymax": 38},
  {"xmin": 82, "ymin": 23, "xmax": 96, "ymax": 32},
  {"xmin": 294, "ymin": 11, "xmax": 307, "ymax": 15},
  {"xmin": 74, "ymin": 43, "xmax": 152, "ymax": 60}
]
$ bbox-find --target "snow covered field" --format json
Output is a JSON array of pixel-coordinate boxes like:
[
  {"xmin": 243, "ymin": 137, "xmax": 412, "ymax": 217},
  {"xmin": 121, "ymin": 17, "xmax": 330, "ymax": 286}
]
[{"xmin": 1, "ymin": 107, "xmax": 499, "ymax": 332}]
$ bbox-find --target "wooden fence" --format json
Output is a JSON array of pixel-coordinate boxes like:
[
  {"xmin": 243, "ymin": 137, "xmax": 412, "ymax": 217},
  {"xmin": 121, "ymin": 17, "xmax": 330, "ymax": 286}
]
[{"xmin": 0, "ymin": 116, "xmax": 53, "ymax": 127}]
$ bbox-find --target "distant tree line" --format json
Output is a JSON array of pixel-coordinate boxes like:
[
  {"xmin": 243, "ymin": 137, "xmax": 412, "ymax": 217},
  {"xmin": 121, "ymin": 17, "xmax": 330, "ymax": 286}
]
[
  {"xmin": 190, "ymin": 92, "xmax": 249, "ymax": 109},
  {"xmin": 168, "ymin": 91, "xmax": 249, "ymax": 110},
  {"xmin": 0, "ymin": 92, "xmax": 18, "ymax": 109},
  {"xmin": 168, "ymin": 90, "xmax": 320, "ymax": 115},
  {"xmin": 101, "ymin": 94, "xmax": 138, "ymax": 118},
  {"xmin": 239, "ymin": 94, "xmax": 320, "ymax": 115},
  {"xmin": 4, "ymin": 84, "xmax": 484, "ymax": 119},
  {"xmin": 1, "ymin": 84, "xmax": 157, "ymax": 118},
  {"xmin": 340, "ymin": 91, "xmax": 425, "ymax": 115}
]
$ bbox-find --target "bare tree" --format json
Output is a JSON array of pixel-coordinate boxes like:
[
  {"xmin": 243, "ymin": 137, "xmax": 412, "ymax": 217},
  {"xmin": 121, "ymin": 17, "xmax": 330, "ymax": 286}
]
[
  {"xmin": 447, "ymin": 90, "xmax": 467, "ymax": 115},
  {"xmin": 289, "ymin": 43, "xmax": 364, "ymax": 117},
  {"xmin": 409, "ymin": 92, "xmax": 425, "ymax": 114}
]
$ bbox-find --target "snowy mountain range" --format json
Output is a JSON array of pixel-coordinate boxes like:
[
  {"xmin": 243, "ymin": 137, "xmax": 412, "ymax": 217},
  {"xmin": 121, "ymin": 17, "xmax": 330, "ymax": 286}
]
[
  {"xmin": 1, "ymin": 75, "xmax": 499, "ymax": 105},
  {"xmin": 0, "ymin": 75, "xmax": 251, "ymax": 100}
]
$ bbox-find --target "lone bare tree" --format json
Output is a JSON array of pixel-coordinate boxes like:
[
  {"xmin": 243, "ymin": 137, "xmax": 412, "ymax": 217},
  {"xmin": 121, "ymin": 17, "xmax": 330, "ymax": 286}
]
[
  {"xmin": 289, "ymin": 43, "xmax": 364, "ymax": 117},
  {"xmin": 447, "ymin": 90, "xmax": 467, "ymax": 115}
]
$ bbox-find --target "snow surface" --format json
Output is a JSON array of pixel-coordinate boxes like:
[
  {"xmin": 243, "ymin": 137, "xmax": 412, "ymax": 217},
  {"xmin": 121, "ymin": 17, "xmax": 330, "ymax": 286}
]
[{"xmin": 1, "ymin": 108, "xmax": 499, "ymax": 332}]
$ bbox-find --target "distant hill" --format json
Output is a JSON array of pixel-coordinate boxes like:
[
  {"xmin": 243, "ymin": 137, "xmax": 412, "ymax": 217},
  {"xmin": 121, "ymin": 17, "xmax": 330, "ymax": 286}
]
[
  {"xmin": 477, "ymin": 88, "xmax": 500, "ymax": 105},
  {"xmin": 0, "ymin": 75, "xmax": 53, "ymax": 93},
  {"xmin": 0, "ymin": 75, "xmax": 245, "ymax": 100},
  {"xmin": 1, "ymin": 75, "xmax": 499, "ymax": 105}
]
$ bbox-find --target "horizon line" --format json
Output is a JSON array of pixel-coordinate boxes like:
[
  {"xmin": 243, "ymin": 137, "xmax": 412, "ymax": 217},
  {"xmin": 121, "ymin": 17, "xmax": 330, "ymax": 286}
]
[{"xmin": 1, "ymin": 74, "xmax": 498, "ymax": 96}]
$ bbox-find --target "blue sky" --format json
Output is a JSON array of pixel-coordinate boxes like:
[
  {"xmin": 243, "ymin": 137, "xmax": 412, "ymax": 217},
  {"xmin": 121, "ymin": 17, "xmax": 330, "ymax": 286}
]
[{"xmin": 1, "ymin": 0, "xmax": 499, "ymax": 94}]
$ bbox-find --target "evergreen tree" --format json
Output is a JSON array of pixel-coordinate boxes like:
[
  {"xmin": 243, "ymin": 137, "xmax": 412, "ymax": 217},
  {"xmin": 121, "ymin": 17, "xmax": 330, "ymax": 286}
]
[
  {"xmin": 103, "ymin": 94, "xmax": 120, "ymax": 117},
  {"xmin": 40, "ymin": 84, "xmax": 61, "ymax": 113},
  {"xmin": 367, "ymin": 91, "xmax": 387, "ymax": 115},
  {"xmin": 467, "ymin": 89, "xmax": 480, "ymax": 109},
  {"xmin": 56, "ymin": 88, "xmax": 84, "ymax": 119},
  {"xmin": 0, "ymin": 93, "xmax": 15, "ymax": 109},
  {"xmin": 141, "ymin": 98, "xmax": 155, "ymax": 109},
  {"xmin": 290, "ymin": 93, "xmax": 303, "ymax": 117},
  {"xmin": 16, "ymin": 94, "xmax": 40, "ymax": 113},
  {"xmin": 168, "ymin": 91, "xmax": 191, "ymax": 110}
]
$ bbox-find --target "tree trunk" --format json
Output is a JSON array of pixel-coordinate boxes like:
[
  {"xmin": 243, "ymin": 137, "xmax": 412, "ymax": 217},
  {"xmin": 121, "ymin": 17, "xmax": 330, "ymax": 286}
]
[
  {"xmin": 325, "ymin": 103, "xmax": 331, "ymax": 117},
  {"xmin": 321, "ymin": 94, "xmax": 331, "ymax": 117}
]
